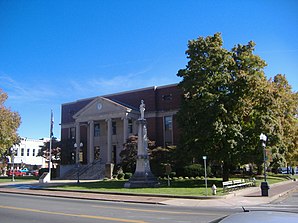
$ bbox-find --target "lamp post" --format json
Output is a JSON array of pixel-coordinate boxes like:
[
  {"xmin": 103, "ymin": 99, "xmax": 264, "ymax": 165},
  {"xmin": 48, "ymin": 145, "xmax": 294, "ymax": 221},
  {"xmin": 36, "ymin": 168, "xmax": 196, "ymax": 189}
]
[
  {"xmin": 10, "ymin": 147, "xmax": 17, "ymax": 182},
  {"xmin": 203, "ymin": 156, "xmax": 208, "ymax": 196},
  {"xmin": 260, "ymin": 133, "xmax": 269, "ymax": 196},
  {"xmin": 74, "ymin": 142, "xmax": 83, "ymax": 184}
]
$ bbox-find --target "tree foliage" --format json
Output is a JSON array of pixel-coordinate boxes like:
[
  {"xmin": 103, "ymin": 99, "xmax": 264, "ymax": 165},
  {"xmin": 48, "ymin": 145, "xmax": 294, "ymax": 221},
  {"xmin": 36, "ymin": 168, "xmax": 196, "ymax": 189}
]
[
  {"xmin": 0, "ymin": 89, "xmax": 21, "ymax": 156},
  {"xmin": 38, "ymin": 138, "xmax": 61, "ymax": 164},
  {"xmin": 177, "ymin": 33, "xmax": 297, "ymax": 180},
  {"xmin": 119, "ymin": 135, "xmax": 156, "ymax": 173}
]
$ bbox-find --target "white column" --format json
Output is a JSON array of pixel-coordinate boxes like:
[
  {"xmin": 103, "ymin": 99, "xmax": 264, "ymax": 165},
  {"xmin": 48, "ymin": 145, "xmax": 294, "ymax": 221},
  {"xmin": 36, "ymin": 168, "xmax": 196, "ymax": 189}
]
[
  {"xmin": 123, "ymin": 116, "xmax": 128, "ymax": 144},
  {"xmin": 106, "ymin": 118, "xmax": 112, "ymax": 163},
  {"xmin": 75, "ymin": 122, "xmax": 80, "ymax": 163},
  {"xmin": 89, "ymin": 120, "xmax": 94, "ymax": 164}
]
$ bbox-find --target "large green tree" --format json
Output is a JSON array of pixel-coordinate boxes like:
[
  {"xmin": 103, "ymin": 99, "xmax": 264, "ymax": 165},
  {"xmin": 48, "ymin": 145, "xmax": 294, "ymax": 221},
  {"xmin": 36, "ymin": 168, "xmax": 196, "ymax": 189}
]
[
  {"xmin": 177, "ymin": 33, "xmax": 274, "ymax": 181},
  {"xmin": 268, "ymin": 74, "xmax": 298, "ymax": 168},
  {"xmin": 0, "ymin": 89, "xmax": 21, "ymax": 156}
]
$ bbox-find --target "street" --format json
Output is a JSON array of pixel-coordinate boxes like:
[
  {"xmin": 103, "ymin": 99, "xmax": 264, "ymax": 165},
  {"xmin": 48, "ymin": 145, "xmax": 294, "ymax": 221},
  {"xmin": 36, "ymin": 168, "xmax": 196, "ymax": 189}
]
[
  {"xmin": 0, "ymin": 193, "xmax": 236, "ymax": 223},
  {"xmin": 1, "ymin": 191, "xmax": 298, "ymax": 223}
]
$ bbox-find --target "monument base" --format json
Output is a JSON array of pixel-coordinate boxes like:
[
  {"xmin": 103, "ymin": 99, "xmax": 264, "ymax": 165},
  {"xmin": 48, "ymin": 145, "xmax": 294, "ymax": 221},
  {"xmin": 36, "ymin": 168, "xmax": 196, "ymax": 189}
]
[{"xmin": 124, "ymin": 171, "xmax": 159, "ymax": 188}]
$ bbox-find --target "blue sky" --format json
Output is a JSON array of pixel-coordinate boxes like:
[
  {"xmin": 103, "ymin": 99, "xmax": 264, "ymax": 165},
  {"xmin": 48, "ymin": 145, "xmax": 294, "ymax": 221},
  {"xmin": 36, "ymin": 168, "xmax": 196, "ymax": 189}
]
[{"xmin": 1, "ymin": 0, "xmax": 297, "ymax": 139}]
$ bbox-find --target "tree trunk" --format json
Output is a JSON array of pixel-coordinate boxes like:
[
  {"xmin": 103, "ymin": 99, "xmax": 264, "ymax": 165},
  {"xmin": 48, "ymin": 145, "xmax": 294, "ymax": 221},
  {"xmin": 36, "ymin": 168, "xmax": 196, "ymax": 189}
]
[
  {"xmin": 257, "ymin": 163, "xmax": 262, "ymax": 175},
  {"xmin": 222, "ymin": 161, "xmax": 230, "ymax": 181}
]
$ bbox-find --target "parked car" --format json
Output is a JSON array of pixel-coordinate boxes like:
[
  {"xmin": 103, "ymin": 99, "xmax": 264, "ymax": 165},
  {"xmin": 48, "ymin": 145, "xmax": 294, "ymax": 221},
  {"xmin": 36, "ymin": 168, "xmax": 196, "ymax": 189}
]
[
  {"xmin": 278, "ymin": 167, "xmax": 297, "ymax": 174},
  {"xmin": 28, "ymin": 169, "xmax": 39, "ymax": 177},
  {"xmin": 19, "ymin": 168, "xmax": 30, "ymax": 174},
  {"xmin": 214, "ymin": 211, "xmax": 298, "ymax": 223},
  {"xmin": 7, "ymin": 170, "xmax": 26, "ymax": 177}
]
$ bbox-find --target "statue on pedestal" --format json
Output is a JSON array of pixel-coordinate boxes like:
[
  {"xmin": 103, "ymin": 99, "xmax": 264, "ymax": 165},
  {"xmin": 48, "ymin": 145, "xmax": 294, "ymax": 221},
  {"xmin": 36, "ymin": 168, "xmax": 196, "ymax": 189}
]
[{"xmin": 124, "ymin": 100, "xmax": 159, "ymax": 188}]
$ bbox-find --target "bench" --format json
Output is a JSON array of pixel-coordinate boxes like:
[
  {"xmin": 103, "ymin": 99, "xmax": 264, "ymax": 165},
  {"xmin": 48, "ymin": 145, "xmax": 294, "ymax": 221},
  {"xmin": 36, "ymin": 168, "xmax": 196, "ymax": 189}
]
[{"xmin": 222, "ymin": 179, "xmax": 255, "ymax": 192}]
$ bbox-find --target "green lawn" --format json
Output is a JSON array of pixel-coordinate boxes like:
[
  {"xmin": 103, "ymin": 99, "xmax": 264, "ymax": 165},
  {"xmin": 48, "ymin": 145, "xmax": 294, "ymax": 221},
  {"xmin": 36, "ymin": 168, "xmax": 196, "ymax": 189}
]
[
  {"xmin": 52, "ymin": 175, "xmax": 290, "ymax": 197},
  {"xmin": 0, "ymin": 176, "xmax": 38, "ymax": 183},
  {"xmin": 0, "ymin": 174, "xmax": 291, "ymax": 197}
]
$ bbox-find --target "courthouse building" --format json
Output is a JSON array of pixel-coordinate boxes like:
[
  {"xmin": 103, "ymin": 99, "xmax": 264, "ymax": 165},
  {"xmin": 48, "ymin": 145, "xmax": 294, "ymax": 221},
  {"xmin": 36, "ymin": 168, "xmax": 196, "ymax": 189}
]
[{"xmin": 60, "ymin": 84, "xmax": 181, "ymax": 178}]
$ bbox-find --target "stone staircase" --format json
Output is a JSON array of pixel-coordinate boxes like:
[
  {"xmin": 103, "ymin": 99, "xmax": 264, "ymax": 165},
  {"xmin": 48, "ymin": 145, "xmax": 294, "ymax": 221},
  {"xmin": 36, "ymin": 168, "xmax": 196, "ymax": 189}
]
[{"xmin": 61, "ymin": 160, "xmax": 105, "ymax": 180}]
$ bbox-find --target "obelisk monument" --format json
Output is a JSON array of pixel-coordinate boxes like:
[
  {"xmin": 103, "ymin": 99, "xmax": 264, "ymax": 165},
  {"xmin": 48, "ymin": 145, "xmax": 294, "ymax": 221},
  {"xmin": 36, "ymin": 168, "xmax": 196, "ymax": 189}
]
[{"xmin": 124, "ymin": 100, "xmax": 159, "ymax": 188}]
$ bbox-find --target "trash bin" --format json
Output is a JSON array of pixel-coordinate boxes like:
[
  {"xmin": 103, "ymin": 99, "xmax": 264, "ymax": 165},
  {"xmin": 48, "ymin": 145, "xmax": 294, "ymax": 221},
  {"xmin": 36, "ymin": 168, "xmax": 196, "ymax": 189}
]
[{"xmin": 261, "ymin": 182, "xmax": 270, "ymax": 196}]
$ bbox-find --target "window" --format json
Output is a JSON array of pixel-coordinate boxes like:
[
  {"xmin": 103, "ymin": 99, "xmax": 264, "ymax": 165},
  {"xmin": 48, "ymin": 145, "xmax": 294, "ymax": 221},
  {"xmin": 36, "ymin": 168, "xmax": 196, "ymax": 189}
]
[
  {"xmin": 21, "ymin": 148, "xmax": 24, "ymax": 156},
  {"xmin": 162, "ymin": 94, "xmax": 172, "ymax": 101},
  {"xmin": 164, "ymin": 116, "xmax": 173, "ymax": 146},
  {"xmin": 69, "ymin": 127, "xmax": 75, "ymax": 139},
  {"xmin": 164, "ymin": 116, "xmax": 173, "ymax": 131},
  {"xmin": 32, "ymin": 149, "xmax": 36, "ymax": 157},
  {"xmin": 112, "ymin": 121, "xmax": 117, "ymax": 135},
  {"xmin": 94, "ymin": 123, "xmax": 100, "ymax": 137},
  {"xmin": 128, "ymin": 119, "xmax": 133, "ymax": 134},
  {"xmin": 27, "ymin": 148, "xmax": 30, "ymax": 156}
]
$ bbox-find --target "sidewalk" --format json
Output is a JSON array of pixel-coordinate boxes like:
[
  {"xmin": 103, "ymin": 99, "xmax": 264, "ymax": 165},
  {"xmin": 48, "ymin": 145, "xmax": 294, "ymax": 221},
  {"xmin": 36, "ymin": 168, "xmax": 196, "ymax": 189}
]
[{"xmin": 0, "ymin": 179, "xmax": 297, "ymax": 207}]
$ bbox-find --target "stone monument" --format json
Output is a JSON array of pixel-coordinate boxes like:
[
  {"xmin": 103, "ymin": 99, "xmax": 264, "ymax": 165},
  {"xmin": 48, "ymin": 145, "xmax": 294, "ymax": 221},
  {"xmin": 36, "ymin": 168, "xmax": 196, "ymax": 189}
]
[{"xmin": 124, "ymin": 100, "xmax": 159, "ymax": 188}]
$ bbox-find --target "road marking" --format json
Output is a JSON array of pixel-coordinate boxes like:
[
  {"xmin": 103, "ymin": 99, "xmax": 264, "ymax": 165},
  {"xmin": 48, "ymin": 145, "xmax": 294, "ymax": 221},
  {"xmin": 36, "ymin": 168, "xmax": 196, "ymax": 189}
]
[
  {"xmin": 92, "ymin": 205, "xmax": 219, "ymax": 216},
  {"xmin": 0, "ymin": 205, "xmax": 146, "ymax": 223}
]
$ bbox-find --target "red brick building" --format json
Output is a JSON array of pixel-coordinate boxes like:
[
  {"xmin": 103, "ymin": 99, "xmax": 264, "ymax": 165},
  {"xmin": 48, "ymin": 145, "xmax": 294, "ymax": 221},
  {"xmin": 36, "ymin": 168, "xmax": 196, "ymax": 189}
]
[{"xmin": 60, "ymin": 84, "xmax": 181, "ymax": 178}]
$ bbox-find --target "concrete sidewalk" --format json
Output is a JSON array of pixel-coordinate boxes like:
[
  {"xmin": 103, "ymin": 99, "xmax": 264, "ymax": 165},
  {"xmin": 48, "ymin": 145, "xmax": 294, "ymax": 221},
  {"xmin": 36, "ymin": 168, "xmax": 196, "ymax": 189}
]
[{"xmin": 0, "ymin": 179, "xmax": 297, "ymax": 207}]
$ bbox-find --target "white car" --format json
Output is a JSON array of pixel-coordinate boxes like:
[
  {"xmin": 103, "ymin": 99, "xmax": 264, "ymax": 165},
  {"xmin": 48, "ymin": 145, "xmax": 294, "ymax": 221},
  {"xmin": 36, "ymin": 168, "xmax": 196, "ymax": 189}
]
[{"xmin": 214, "ymin": 211, "xmax": 298, "ymax": 223}]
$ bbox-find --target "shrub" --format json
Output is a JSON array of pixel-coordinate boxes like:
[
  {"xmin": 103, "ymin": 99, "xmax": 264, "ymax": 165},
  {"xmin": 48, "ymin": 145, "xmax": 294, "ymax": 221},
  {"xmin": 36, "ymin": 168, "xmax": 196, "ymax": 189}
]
[
  {"xmin": 117, "ymin": 172, "xmax": 124, "ymax": 180},
  {"xmin": 183, "ymin": 164, "xmax": 203, "ymax": 177},
  {"xmin": 183, "ymin": 164, "xmax": 211, "ymax": 177},
  {"xmin": 124, "ymin": 172, "xmax": 132, "ymax": 179},
  {"xmin": 169, "ymin": 171, "xmax": 176, "ymax": 177}
]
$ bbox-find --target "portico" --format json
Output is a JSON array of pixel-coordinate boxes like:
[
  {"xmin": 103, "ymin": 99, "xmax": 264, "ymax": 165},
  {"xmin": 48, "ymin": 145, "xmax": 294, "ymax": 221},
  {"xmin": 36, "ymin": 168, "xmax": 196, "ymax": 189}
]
[{"xmin": 72, "ymin": 97, "xmax": 139, "ymax": 166}]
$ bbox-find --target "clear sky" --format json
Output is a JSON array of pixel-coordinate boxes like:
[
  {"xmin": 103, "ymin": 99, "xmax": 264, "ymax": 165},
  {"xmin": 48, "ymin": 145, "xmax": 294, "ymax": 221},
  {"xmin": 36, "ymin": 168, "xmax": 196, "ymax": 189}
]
[{"xmin": 0, "ymin": 0, "xmax": 297, "ymax": 140}]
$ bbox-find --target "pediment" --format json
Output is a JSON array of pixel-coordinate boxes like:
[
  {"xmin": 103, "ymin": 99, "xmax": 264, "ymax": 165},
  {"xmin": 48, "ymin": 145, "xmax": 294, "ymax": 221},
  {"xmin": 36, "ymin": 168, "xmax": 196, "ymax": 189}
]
[{"xmin": 73, "ymin": 97, "xmax": 136, "ymax": 122}]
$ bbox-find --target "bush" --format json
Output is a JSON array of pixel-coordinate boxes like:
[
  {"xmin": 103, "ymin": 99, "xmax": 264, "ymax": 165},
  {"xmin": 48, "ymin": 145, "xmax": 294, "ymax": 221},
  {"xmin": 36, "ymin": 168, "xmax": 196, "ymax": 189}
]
[
  {"xmin": 124, "ymin": 172, "xmax": 132, "ymax": 179},
  {"xmin": 183, "ymin": 164, "xmax": 203, "ymax": 177},
  {"xmin": 182, "ymin": 164, "xmax": 212, "ymax": 177},
  {"xmin": 117, "ymin": 172, "xmax": 124, "ymax": 180}
]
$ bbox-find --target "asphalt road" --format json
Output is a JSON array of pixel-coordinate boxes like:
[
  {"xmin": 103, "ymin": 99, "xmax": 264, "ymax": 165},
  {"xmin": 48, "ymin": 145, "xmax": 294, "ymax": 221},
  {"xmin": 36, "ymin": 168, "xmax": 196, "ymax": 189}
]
[
  {"xmin": 0, "ymin": 193, "xmax": 237, "ymax": 223},
  {"xmin": 1, "ymin": 191, "xmax": 297, "ymax": 223}
]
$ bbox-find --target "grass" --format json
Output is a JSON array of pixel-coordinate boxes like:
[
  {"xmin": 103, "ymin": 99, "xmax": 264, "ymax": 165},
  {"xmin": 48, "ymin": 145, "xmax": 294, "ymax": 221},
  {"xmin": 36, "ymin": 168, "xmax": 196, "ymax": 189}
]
[
  {"xmin": 51, "ymin": 174, "xmax": 290, "ymax": 197},
  {"xmin": 0, "ymin": 174, "xmax": 291, "ymax": 197},
  {"xmin": 54, "ymin": 178, "xmax": 223, "ymax": 196},
  {"xmin": 0, "ymin": 176, "xmax": 38, "ymax": 183}
]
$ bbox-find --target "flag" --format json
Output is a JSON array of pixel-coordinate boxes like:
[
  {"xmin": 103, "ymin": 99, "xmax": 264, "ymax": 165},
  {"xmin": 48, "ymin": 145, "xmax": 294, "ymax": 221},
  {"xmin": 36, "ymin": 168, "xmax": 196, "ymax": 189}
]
[{"xmin": 50, "ymin": 109, "xmax": 54, "ymax": 138}]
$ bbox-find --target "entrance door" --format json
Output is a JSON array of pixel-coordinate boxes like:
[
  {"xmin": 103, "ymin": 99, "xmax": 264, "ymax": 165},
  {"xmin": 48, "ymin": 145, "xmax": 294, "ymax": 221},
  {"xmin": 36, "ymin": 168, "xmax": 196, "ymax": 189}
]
[{"xmin": 94, "ymin": 146, "xmax": 100, "ymax": 161}]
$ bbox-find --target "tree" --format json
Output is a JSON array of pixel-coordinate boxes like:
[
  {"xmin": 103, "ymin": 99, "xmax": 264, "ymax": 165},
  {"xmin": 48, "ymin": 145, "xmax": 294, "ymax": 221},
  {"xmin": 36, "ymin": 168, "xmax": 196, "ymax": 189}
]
[
  {"xmin": 150, "ymin": 146, "xmax": 177, "ymax": 176},
  {"xmin": 268, "ymin": 75, "xmax": 298, "ymax": 168},
  {"xmin": 177, "ymin": 33, "xmax": 273, "ymax": 181},
  {"xmin": 119, "ymin": 135, "xmax": 155, "ymax": 173},
  {"xmin": 38, "ymin": 138, "xmax": 61, "ymax": 166},
  {"xmin": 0, "ymin": 89, "xmax": 21, "ymax": 156}
]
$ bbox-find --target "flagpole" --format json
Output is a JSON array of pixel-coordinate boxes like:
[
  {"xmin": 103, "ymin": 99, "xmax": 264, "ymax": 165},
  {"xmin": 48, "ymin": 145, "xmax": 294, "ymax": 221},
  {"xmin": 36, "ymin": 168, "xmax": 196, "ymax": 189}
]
[{"xmin": 48, "ymin": 109, "xmax": 54, "ymax": 181}]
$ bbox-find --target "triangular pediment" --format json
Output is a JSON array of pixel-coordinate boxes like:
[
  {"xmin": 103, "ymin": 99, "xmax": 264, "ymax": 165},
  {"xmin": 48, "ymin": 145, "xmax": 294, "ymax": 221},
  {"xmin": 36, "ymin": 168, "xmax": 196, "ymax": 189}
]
[{"xmin": 73, "ymin": 97, "xmax": 137, "ymax": 122}]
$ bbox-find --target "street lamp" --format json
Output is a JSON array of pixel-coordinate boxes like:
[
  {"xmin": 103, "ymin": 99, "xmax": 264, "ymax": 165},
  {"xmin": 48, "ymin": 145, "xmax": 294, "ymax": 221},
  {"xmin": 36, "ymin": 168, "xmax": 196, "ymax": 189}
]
[
  {"xmin": 260, "ymin": 133, "xmax": 269, "ymax": 196},
  {"xmin": 10, "ymin": 147, "xmax": 17, "ymax": 182},
  {"xmin": 203, "ymin": 156, "xmax": 208, "ymax": 196},
  {"xmin": 74, "ymin": 142, "xmax": 83, "ymax": 184}
]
